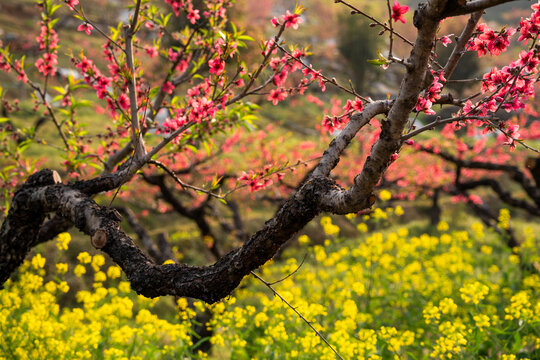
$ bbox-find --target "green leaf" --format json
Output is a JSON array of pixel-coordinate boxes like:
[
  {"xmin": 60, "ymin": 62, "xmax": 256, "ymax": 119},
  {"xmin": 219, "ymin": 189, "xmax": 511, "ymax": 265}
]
[
  {"xmin": 367, "ymin": 59, "xmax": 387, "ymax": 66},
  {"xmin": 148, "ymin": 86, "xmax": 160, "ymax": 99},
  {"xmin": 52, "ymin": 86, "xmax": 66, "ymax": 94},
  {"xmin": 238, "ymin": 35, "xmax": 254, "ymax": 42}
]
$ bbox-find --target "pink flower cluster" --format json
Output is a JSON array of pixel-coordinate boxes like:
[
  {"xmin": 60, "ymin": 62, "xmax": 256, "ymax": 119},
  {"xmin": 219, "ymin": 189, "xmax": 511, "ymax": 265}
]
[
  {"xmin": 165, "ymin": 0, "xmax": 229, "ymax": 20},
  {"xmin": 415, "ymin": 72, "xmax": 445, "ymax": 115},
  {"xmin": 468, "ymin": 23, "xmax": 515, "ymax": 57},
  {"xmin": 479, "ymin": 50, "xmax": 537, "ymax": 113},
  {"xmin": 238, "ymin": 170, "xmax": 273, "ymax": 193},
  {"xmin": 320, "ymin": 97, "xmax": 365, "ymax": 134},
  {"xmin": 74, "ymin": 55, "xmax": 117, "ymax": 110},
  {"xmin": 518, "ymin": 2, "xmax": 540, "ymax": 44},
  {"xmin": 35, "ymin": 19, "xmax": 59, "ymax": 77},
  {"xmin": 35, "ymin": 53, "xmax": 57, "ymax": 77}
]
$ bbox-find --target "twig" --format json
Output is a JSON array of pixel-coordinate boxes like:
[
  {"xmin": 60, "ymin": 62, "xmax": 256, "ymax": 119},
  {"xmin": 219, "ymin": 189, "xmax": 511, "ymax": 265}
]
[
  {"xmin": 276, "ymin": 44, "xmax": 369, "ymax": 102},
  {"xmin": 335, "ymin": 0, "xmax": 413, "ymax": 46},
  {"xmin": 443, "ymin": 11, "xmax": 483, "ymax": 80},
  {"xmin": 148, "ymin": 159, "xmax": 218, "ymax": 196},
  {"xmin": 486, "ymin": 118, "xmax": 540, "ymax": 154},
  {"xmin": 123, "ymin": 0, "xmax": 146, "ymax": 161},
  {"xmin": 250, "ymin": 271, "xmax": 345, "ymax": 360},
  {"xmin": 401, "ymin": 115, "xmax": 497, "ymax": 140},
  {"xmin": 386, "ymin": 0, "xmax": 394, "ymax": 59},
  {"xmin": 74, "ymin": 5, "xmax": 122, "ymax": 49},
  {"xmin": 268, "ymin": 253, "xmax": 307, "ymax": 286}
]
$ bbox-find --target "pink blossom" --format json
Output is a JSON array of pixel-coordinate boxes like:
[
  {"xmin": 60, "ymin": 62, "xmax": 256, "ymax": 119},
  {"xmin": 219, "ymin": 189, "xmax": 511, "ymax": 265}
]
[
  {"xmin": 65, "ymin": 0, "xmax": 79, "ymax": 10},
  {"xmin": 168, "ymin": 48, "xmax": 179, "ymax": 62},
  {"xmin": 14, "ymin": 60, "xmax": 28, "ymax": 83},
  {"xmin": 163, "ymin": 81, "xmax": 175, "ymax": 95},
  {"xmin": 187, "ymin": 7, "xmax": 200, "ymax": 24},
  {"xmin": 267, "ymin": 88, "xmax": 287, "ymax": 105},
  {"xmin": 165, "ymin": 0, "xmax": 182, "ymax": 16},
  {"xmin": 415, "ymin": 97, "xmax": 435, "ymax": 115},
  {"xmin": 35, "ymin": 53, "xmax": 58, "ymax": 76},
  {"xmin": 118, "ymin": 93, "xmax": 130, "ymax": 110},
  {"xmin": 145, "ymin": 46, "xmax": 158, "ymax": 58},
  {"xmin": 208, "ymin": 57, "xmax": 225, "ymax": 75},
  {"xmin": 77, "ymin": 23, "xmax": 93, "ymax": 35},
  {"xmin": 282, "ymin": 10, "xmax": 303, "ymax": 29},
  {"xmin": 273, "ymin": 70, "xmax": 288, "ymax": 87},
  {"xmin": 321, "ymin": 115, "xmax": 338, "ymax": 134},
  {"xmin": 441, "ymin": 36, "xmax": 452, "ymax": 47},
  {"xmin": 391, "ymin": 1, "xmax": 409, "ymax": 23},
  {"xmin": 271, "ymin": 17, "xmax": 280, "ymax": 27},
  {"xmin": 344, "ymin": 97, "xmax": 364, "ymax": 112}
]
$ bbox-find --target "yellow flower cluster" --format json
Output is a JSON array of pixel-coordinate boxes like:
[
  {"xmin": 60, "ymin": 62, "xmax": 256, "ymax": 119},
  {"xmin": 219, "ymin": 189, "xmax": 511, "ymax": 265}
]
[
  {"xmin": 1, "ymin": 212, "xmax": 538, "ymax": 360},
  {"xmin": 207, "ymin": 216, "xmax": 539, "ymax": 359},
  {"xmin": 498, "ymin": 208, "xmax": 511, "ymax": 229},
  {"xmin": 0, "ymin": 244, "xmax": 199, "ymax": 359},
  {"xmin": 504, "ymin": 291, "xmax": 539, "ymax": 321},
  {"xmin": 460, "ymin": 281, "xmax": 489, "ymax": 304},
  {"xmin": 320, "ymin": 216, "xmax": 340, "ymax": 236}
]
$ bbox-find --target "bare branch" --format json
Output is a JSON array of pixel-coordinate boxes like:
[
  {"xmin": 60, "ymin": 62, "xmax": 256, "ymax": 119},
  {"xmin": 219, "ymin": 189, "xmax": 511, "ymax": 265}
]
[
  {"xmin": 443, "ymin": 0, "xmax": 520, "ymax": 18},
  {"xmin": 123, "ymin": 23, "xmax": 146, "ymax": 161},
  {"xmin": 311, "ymin": 101, "xmax": 389, "ymax": 178},
  {"xmin": 443, "ymin": 11, "xmax": 483, "ymax": 80}
]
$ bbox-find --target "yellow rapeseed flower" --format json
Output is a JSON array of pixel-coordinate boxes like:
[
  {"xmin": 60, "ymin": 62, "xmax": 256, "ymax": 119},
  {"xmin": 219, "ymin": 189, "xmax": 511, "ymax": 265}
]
[
  {"xmin": 498, "ymin": 208, "xmax": 510, "ymax": 229},
  {"xmin": 342, "ymin": 299, "xmax": 358, "ymax": 321},
  {"xmin": 379, "ymin": 190, "xmax": 391, "ymax": 201},
  {"xmin": 31, "ymin": 254, "xmax": 46, "ymax": 269},
  {"xmin": 107, "ymin": 266, "xmax": 122, "ymax": 279},
  {"xmin": 439, "ymin": 298, "xmax": 457, "ymax": 315},
  {"xmin": 480, "ymin": 245, "xmax": 492, "ymax": 255},
  {"xmin": 298, "ymin": 234, "xmax": 310, "ymax": 245},
  {"xmin": 77, "ymin": 252, "xmax": 92, "ymax": 264},
  {"xmin": 91, "ymin": 255, "xmax": 105, "ymax": 271},
  {"xmin": 56, "ymin": 232, "xmax": 71, "ymax": 251},
  {"xmin": 473, "ymin": 314, "xmax": 490, "ymax": 329},
  {"xmin": 357, "ymin": 223, "xmax": 368, "ymax": 233},
  {"xmin": 94, "ymin": 271, "xmax": 107, "ymax": 282},
  {"xmin": 57, "ymin": 281, "xmax": 69, "ymax": 293},
  {"xmin": 423, "ymin": 303, "xmax": 440, "ymax": 324},
  {"xmin": 56, "ymin": 263, "xmax": 68, "ymax": 274},
  {"xmin": 74, "ymin": 264, "xmax": 86, "ymax": 277},
  {"xmin": 504, "ymin": 291, "xmax": 533, "ymax": 320},
  {"xmin": 460, "ymin": 281, "xmax": 489, "ymax": 304},
  {"xmin": 437, "ymin": 221, "xmax": 449, "ymax": 232}
]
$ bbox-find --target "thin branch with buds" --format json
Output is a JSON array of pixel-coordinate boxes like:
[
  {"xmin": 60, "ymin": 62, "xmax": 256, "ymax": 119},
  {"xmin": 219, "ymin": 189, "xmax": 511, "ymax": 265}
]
[
  {"xmin": 335, "ymin": 0, "xmax": 413, "ymax": 46},
  {"xmin": 275, "ymin": 44, "xmax": 369, "ymax": 102}
]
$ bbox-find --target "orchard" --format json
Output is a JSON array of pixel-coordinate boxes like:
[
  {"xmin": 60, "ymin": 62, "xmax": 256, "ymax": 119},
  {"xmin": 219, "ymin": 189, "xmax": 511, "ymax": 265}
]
[{"xmin": 0, "ymin": 0, "xmax": 539, "ymax": 358}]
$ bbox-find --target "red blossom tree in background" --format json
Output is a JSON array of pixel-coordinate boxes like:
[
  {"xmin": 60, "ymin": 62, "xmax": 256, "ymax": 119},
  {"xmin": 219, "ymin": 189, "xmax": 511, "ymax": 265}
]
[{"xmin": 1, "ymin": 0, "xmax": 539, "ymax": 302}]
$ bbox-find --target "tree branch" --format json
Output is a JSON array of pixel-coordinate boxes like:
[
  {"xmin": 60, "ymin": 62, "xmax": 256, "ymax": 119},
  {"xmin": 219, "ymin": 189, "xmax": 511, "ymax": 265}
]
[
  {"xmin": 443, "ymin": 11, "xmax": 483, "ymax": 80},
  {"xmin": 443, "ymin": 0, "xmax": 519, "ymax": 17},
  {"xmin": 320, "ymin": 0, "xmax": 447, "ymax": 214},
  {"xmin": 0, "ymin": 171, "xmax": 335, "ymax": 301}
]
